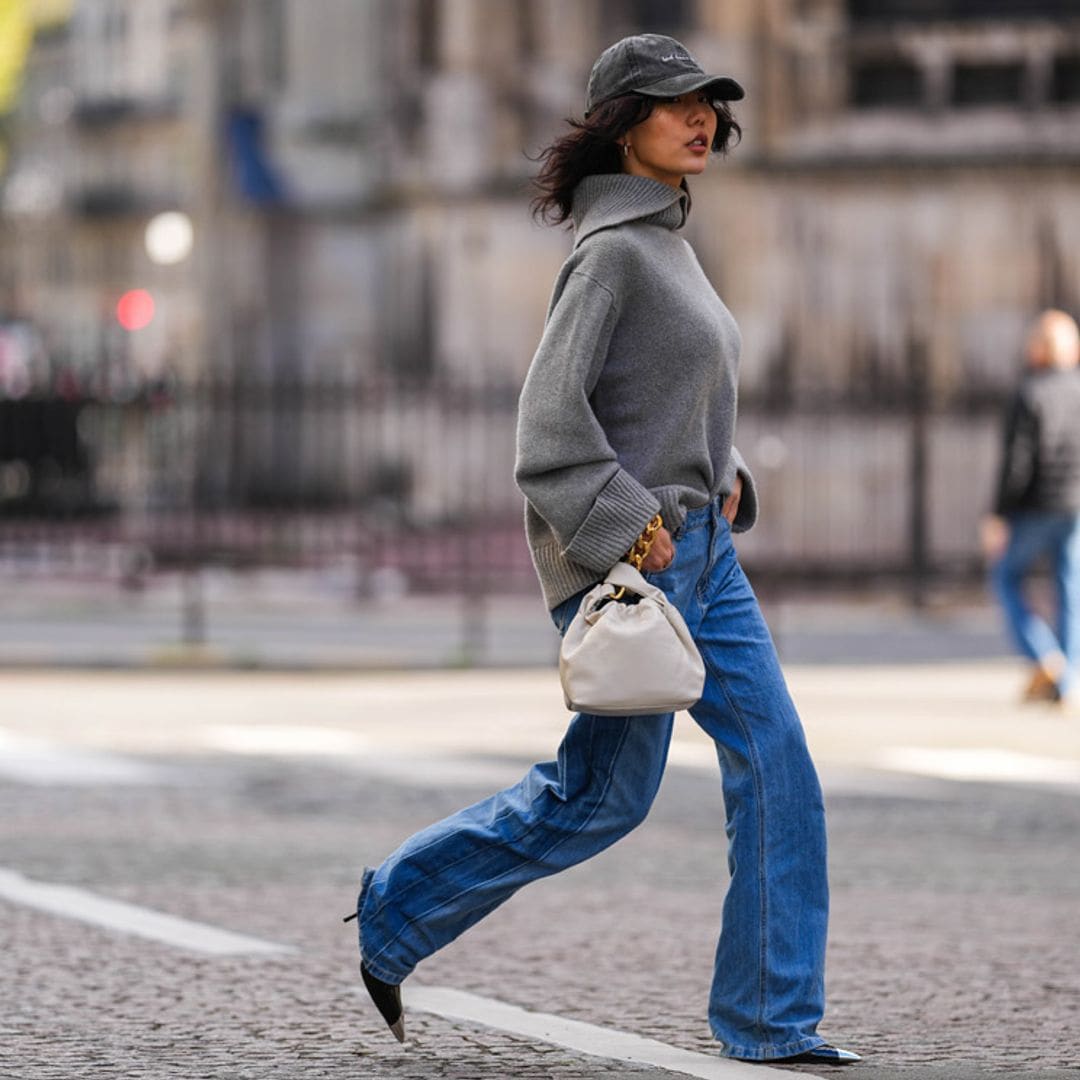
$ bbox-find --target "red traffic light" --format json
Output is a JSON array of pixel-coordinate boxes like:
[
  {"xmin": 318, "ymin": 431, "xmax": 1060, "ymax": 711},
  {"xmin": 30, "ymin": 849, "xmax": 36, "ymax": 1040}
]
[{"xmin": 116, "ymin": 289, "xmax": 155, "ymax": 331}]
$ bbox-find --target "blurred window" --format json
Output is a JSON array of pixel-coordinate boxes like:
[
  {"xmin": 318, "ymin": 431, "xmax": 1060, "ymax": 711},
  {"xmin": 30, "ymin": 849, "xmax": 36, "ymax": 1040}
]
[
  {"xmin": 46, "ymin": 240, "xmax": 70, "ymax": 286},
  {"xmin": 601, "ymin": 0, "xmax": 689, "ymax": 32},
  {"xmin": 952, "ymin": 61, "xmax": 1024, "ymax": 106},
  {"xmin": 850, "ymin": 58, "xmax": 923, "ymax": 108},
  {"xmin": 634, "ymin": 0, "xmax": 689, "ymax": 30},
  {"xmin": 1051, "ymin": 55, "xmax": 1080, "ymax": 103},
  {"xmin": 849, "ymin": 0, "xmax": 1079, "ymax": 20},
  {"xmin": 104, "ymin": 4, "xmax": 127, "ymax": 40},
  {"xmin": 262, "ymin": 0, "xmax": 287, "ymax": 91},
  {"xmin": 104, "ymin": 238, "xmax": 129, "ymax": 287},
  {"xmin": 379, "ymin": 247, "xmax": 436, "ymax": 381},
  {"xmin": 516, "ymin": 0, "xmax": 537, "ymax": 61},
  {"xmin": 418, "ymin": 0, "xmax": 440, "ymax": 71}
]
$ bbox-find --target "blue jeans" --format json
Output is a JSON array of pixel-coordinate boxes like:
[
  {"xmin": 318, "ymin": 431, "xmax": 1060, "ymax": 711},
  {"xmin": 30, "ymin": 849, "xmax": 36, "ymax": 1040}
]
[
  {"xmin": 354, "ymin": 497, "xmax": 829, "ymax": 1061},
  {"xmin": 991, "ymin": 511, "xmax": 1080, "ymax": 695}
]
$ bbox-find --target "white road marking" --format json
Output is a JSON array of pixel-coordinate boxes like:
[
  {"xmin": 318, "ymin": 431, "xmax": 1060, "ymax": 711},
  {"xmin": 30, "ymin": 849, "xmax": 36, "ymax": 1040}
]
[
  {"xmin": 349, "ymin": 753, "xmax": 525, "ymax": 789},
  {"xmin": 204, "ymin": 724, "xmax": 524, "ymax": 788},
  {"xmin": 203, "ymin": 724, "xmax": 370, "ymax": 756},
  {"xmin": 405, "ymin": 985, "xmax": 788, "ymax": 1078},
  {"xmin": 0, "ymin": 868, "xmax": 292, "ymax": 955},
  {"xmin": 877, "ymin": 746, "xmax": 1080, "ymax": 787},
  {"xmin": 0, "ymin": 729, "xmax": 171, "ymax": 786}
]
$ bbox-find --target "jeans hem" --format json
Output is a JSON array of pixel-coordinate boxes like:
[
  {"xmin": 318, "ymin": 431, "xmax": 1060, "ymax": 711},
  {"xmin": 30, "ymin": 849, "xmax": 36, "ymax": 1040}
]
[
  {"xmin": 356, "ymin": 866, "xmax": 408, "ymax": 986},
  {"xmin": 718, "ymin": 1034, "xmax": 825, "ymax": 1061}
]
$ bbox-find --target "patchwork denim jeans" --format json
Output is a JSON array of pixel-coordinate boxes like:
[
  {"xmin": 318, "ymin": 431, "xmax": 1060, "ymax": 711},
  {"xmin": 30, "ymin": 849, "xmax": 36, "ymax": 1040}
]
[{"xmin": 355, "ymin": 496, "xmax": 829, "ymax": 1060}]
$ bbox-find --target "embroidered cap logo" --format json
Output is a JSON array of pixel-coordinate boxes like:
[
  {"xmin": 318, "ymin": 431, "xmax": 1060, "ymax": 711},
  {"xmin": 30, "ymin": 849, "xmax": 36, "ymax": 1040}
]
[{"xmin": 583, "ymin": 34, "xmax": 746, "ymax": 116}]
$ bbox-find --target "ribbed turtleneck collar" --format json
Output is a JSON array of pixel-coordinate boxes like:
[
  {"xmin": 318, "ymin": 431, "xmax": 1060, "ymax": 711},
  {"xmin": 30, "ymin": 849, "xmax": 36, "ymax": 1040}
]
[{"xmin": 571, "ymin": 172, "xmax": 689, "ymax": 249}]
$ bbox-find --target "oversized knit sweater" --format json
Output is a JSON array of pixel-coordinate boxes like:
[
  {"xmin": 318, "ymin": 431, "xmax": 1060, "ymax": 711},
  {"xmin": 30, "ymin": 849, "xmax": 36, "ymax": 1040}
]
[{"xmin": 514, "ymin": 171, "xmax": 757, "ymax": 610}]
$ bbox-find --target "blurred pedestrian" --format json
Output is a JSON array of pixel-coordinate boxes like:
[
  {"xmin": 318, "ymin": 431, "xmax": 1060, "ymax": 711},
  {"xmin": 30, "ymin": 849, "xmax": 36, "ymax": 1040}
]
[
  {"xmin": 350, "ymin": 34, "xmax": 857, "ymax": 1066},
  {"xmin": 983, "ymin": 309, "xmax": 1080, "ymax": 706}
]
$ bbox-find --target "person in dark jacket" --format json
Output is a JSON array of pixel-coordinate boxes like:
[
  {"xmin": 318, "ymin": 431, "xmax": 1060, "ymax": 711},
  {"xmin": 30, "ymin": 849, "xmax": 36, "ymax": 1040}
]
[{"xmin": 983, "ymin": 309, "xmax": 1080, "ymax": 705}]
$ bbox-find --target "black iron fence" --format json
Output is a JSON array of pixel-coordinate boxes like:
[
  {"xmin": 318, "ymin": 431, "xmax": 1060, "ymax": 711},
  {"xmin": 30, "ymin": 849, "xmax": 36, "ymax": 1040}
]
[{"xmin": 0, "ymin": 373, "xmax": 1005, "ymax": 609}]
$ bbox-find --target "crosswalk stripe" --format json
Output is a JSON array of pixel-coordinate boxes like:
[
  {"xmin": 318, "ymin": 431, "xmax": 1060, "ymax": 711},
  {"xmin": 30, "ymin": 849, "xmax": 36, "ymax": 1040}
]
[
  {"xmin": 0, "ymin": 868, "xmax": 292, "ymax": 956},
  {"xmin": 405, "ymin": 985, "xmax": 789, "ymax": 1078}
]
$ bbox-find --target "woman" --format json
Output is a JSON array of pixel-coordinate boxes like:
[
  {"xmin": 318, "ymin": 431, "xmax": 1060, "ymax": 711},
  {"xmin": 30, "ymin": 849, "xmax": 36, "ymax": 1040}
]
[{"xmin": 350, "ymin": 33, "xmax": 858, "ymax": 1066}]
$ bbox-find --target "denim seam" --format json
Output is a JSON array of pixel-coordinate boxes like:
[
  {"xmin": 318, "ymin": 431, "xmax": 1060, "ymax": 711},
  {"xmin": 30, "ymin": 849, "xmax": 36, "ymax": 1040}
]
[
  {"xmin": 364, "ymin": 592, "xmax": 597, "ymax": 929},
  {"xmin": 699, "ymin": 619, "xmax": 770, "ymax": 1046},
  {"xmin": 362, "ymin": 721, "xmax": 634, "ymax": 974},
  {"xmin": 361, "ymin": 791, "xmax": 560, "ymax": 972},
  {"xmin": 695, "ymin": 515, "xmax": 736, "ymax": 605},
  {"xmin": 361, "ymin": 796, "xmax": 541, "ymax": 930},
  {"xmin": 717, "ymin": 1034, "xmax": 825, "ymax": 1061}
]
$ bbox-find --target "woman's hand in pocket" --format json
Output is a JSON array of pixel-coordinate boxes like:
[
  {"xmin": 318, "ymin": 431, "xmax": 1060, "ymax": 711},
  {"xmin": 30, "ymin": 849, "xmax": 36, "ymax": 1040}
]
[
  {"xmin": 640, "ymin": 526, "xmax": 674, "ymax": 572},
  {"xmin": 722, "ymin": 476, "xmax": 742, "ymax": 525}
]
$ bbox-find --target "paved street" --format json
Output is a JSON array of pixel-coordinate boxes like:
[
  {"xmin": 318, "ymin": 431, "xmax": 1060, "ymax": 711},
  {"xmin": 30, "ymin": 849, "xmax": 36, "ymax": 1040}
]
[{"xmin": 2, "ymin": 662, "xmax": 1080, "ymax": 1079}]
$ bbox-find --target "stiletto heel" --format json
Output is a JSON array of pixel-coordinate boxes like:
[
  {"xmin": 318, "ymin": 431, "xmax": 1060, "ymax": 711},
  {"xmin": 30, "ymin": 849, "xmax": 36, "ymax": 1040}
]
[
  {"xmin": 361, "ymin": 963, "xmax": 405, "ymax": 1043},
  {"xmin": 343, "ymin": 912, "xmax": 357, "ymax": 923}
]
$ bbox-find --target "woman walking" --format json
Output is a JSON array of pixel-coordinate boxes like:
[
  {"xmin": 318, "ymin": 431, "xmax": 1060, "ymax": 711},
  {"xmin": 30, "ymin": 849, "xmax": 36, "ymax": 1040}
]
[{"xmin": 350, "ymin": 33, "xmax": 858, "ymax": 1066}]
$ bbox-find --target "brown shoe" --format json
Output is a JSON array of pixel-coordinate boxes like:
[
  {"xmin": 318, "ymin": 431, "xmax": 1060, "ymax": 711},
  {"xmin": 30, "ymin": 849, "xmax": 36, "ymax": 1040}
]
[{"xmin": 1022, "ymin": 666, "xmax": 1061, "ymax": 703}]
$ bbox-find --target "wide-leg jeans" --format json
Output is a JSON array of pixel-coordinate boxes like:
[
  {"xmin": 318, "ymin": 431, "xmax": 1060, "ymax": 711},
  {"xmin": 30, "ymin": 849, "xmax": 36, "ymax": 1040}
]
[{"xmin": 355, "ymin": 497, "xmax": 829, "ymax": 1060}]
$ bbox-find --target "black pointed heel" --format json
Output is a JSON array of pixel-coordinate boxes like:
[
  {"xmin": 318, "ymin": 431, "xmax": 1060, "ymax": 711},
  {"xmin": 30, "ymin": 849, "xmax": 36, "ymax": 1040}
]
[
  {"xmin": 343, "ymin": 912, "xmax": 357, "ymax": 923},
  {"xmin": 361, "ymin": 963, "xmax": 405, "ymax": 1043}
]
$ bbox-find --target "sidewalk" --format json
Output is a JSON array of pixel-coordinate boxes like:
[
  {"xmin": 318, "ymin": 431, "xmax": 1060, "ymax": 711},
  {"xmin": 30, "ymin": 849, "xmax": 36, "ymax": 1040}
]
[
  {"xmin": 2, "ymin": 662, "xmax": 1079, "ymax": 1078},
  {"xmin": 0, "ymin": 567, "xmax": 1014, "ymax": 670},
  {"xmin": 2, "ymin": 658, "xmax": 1078, "ymax": 783}
]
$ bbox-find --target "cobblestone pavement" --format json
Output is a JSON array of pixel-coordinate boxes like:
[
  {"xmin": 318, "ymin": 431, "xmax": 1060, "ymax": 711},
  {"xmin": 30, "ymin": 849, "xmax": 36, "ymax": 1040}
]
[{"xmin": 2, "ymin": 669, "xmax": 1080, "ymax": 1079}]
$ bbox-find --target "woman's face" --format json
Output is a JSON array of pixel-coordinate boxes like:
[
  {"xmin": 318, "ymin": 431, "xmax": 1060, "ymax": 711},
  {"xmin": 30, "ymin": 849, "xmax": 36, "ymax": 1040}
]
[{"xmin": 621, "ymin": 91, "xmax": 719, "ymax": 188}]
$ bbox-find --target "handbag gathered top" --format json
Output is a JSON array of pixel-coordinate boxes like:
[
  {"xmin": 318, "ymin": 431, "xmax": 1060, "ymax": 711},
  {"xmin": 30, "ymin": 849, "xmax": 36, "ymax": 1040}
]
[{"xmin": 558, "ymin": 513, "xmax": 706, "ymax": 716}]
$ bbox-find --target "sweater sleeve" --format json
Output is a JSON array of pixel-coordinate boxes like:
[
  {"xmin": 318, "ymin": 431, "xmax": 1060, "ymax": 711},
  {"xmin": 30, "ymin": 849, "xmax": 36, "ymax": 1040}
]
[
  {"xmin": 994, "ymin": 389, "xmax": 1039, "ymax": 516},
  {"xmin": 722, "ymin": 445, "xmax": 759, "ymax": 533},
  {"xmin": 515, "ymin": 270, "xmax": 661, "ymax": 572}
]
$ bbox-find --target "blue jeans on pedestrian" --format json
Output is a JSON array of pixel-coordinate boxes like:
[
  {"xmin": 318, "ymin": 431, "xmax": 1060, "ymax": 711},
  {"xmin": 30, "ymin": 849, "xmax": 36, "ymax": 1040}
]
[
  {"xmin": 991, "ymin": 511, "xmax": 1080, "ymax": 695},
  {"xmin": 354, "ymin": 496, "xmax": 829, "ymax": 1061}
]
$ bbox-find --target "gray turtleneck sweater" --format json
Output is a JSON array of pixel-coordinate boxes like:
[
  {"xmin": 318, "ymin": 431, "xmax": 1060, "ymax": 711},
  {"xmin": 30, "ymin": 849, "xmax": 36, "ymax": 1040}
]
[{"xmin": 515, "ymin": 172, "xmax": 757, "ymax": 609}]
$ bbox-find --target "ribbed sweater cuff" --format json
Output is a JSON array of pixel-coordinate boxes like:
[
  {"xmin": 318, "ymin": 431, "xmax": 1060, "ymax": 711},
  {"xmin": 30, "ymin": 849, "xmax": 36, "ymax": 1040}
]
[
  {"xmin": 563, "ymin": 468, "xmax": 661, "ymax": 572},
  {"xmin": 530, "ymin": 543, "xmax": 604, "ymax": 610},
  {"xmin": 653, "ymin": 487, "xmax": 688, "ymax": 536},
  {"xmin": 724, "ymin": 447, "xmax": 759, "ymax": 533},
  {"xmin": 732, "ymin": 464, "xmax": 758, "ymax": 533}
]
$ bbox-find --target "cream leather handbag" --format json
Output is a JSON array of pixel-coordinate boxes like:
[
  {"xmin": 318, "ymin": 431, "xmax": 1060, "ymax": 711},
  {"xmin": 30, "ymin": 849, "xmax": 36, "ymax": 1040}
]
[{"xmin": 558, "ymin": 544, "xmax": 705, "ymax": 717}]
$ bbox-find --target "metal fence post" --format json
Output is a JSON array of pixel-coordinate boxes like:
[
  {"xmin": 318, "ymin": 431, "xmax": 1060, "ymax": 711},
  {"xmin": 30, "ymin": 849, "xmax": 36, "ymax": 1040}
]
[{"xmin": 908, "ymin": 336, "xmax": 930, "ymax": 608}]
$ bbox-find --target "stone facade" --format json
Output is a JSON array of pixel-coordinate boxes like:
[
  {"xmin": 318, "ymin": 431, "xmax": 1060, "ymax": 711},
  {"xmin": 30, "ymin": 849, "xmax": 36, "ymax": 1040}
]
[{"xmin": 1, "ymin": 0, "xmax": 1078, "ymax": 578}]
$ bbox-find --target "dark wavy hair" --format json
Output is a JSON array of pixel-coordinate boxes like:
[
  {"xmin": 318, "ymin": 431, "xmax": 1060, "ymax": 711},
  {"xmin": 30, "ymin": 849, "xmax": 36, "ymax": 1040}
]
[{"xmin": 529, "ymin": 93, "xmax": 741, "ymax": 226}]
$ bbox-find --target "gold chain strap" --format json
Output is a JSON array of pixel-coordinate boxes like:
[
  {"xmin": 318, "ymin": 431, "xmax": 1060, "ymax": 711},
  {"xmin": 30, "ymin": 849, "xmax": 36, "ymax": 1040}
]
[
  {"xmin": 626, "ymin": 513, "xmax": 663, "ymax": 571},
  {"xmin": 612, "ymin": 513, "xmax": 663, "ymax": 600}
]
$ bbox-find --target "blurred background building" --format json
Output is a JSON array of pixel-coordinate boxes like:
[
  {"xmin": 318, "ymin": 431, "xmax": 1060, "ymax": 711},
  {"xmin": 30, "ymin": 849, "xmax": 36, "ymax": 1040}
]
[{"xmin": 0, "ymin": 0, "xmax": 1078, "ymax": 624}]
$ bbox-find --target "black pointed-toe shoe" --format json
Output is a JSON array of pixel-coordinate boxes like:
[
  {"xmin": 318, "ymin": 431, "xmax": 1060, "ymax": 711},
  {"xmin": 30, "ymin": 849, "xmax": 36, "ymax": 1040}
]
[
  {"xmin": 360, "ymin": 962, "xmax": 405, "ymax": 1044},
  {"xmin": 774, "ymin": 1043, "xmax": 861, "ymax": 1065}
]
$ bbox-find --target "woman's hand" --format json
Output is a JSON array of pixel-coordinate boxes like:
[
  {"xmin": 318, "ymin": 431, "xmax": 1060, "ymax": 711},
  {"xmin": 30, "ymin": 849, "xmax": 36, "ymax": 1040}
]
[
  {"xmin": 980, "ymin": 514, "xmax": 1009, "ymax": 563},
  {"xmin": 722, "ymin": 475, "xmax": 742, "ymax": 525},
  {"xmin": 639, "ymin": 526, "xmax": 674, "ymax": 572}
]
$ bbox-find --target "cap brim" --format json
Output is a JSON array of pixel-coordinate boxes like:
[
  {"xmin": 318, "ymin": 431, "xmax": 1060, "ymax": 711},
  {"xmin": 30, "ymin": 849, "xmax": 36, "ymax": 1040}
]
[{"xmin": 636, "ymin": 72, "xmax": 745, "ymax": 102}]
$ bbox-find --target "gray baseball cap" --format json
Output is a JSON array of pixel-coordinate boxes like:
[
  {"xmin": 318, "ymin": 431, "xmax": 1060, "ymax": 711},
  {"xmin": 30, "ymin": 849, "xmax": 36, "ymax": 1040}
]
[{"xmin": 585, "ymin": 33, "xmax": 745, "ymax": 117}]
